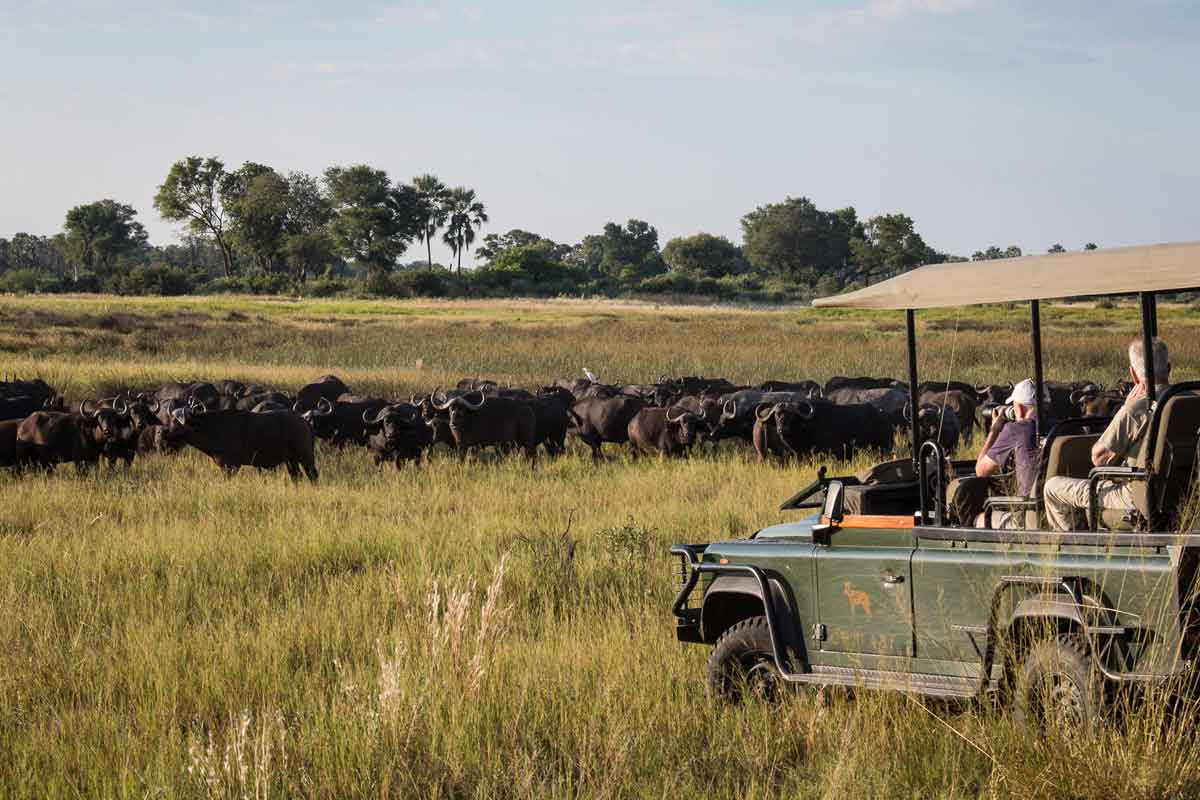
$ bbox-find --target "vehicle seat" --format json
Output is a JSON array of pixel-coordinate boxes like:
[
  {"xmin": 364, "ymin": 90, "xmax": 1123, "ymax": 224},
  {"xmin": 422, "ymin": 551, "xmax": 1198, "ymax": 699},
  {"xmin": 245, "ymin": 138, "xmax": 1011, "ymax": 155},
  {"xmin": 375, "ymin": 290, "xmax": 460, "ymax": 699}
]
[
  {"xmin": 1094, "ymin": 392, "xmax": 1200, "ymax": 531},
  {"xmin": 842, "ymin": 481, "xmax": 920, "ymax": 516},
  {"xmin": 1044, "ymin": 434, "xmax": 1099, "ymax": 481},
  {"xmin": 1142, "ymin": 393, "xmax": 1200, "ymax": 525},
  {"xmin": 945, "ymin": 476, "xmax": 990, "ymax": 526}
]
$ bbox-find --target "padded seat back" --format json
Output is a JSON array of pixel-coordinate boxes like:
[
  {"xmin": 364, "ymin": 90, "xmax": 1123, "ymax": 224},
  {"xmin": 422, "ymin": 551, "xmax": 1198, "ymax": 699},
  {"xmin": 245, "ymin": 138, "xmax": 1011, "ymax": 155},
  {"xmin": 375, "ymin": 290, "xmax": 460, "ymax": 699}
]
[
  {"xmin": 1045, "ymin": 434, "xmax": 1099, "ymax": 481},
  {"xmin": 945, "ymin": 476, "xmax": 989, "ymax": 526},
  {"xmin": 1142, "ymin": 393, "xmax": 1200, "ymax": 520}
]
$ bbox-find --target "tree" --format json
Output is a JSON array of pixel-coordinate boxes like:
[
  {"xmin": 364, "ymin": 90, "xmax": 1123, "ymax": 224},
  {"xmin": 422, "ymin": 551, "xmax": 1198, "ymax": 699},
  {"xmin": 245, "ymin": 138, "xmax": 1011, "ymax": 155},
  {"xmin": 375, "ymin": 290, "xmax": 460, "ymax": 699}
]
[
  {"xmin": 412, "ymin": 174, "xmax": 449, "ymax": 270},
  {"xmin": 971, "ymin": 245, "xmax": 1023, "ymax": 261},
  {"xmin": 61, "ymin": 199, "xmax": 148, "ymax": 282},
  {"xmin": 1084, "ymin": 242, "xmax": 1098, "ymax": 251},
  {"xmin": 1048, "ymin": 243, "xmax": 1066, "ymax": 254},
  {"xmin": 740, "ymin": 197, "xmax": 856, "ymax": 285},
  {"xmin": 567, "ymin": 220, "xmax": 666, "ymax": 284},
  {"xmin": 281, "ymin": 171, "xmax": 334, "ymax": 282},
  {"xmin": 847, "ymin": 214, "xmax": 930, "ymax": 285},
  {"xmin": 476, "ymin": 229, "xmax": 571, "ymax": 263},
  {"xmin": 220, "ymin": 163, "xmax": 290, "ymax": 273},
  {"xmin": 661, "ymin": 233, "xmax": 747, "ymax": 278},
  {"xmin": 441, "ymin": 187, "xmax": 488, "ymax": 275},
  {"xmin": 324, "ymin": 165, "xmax": 421, "ymax": 276},
  {"xmin": 154, "ymin": 156, "xmax": 235, "ymax": 277}
]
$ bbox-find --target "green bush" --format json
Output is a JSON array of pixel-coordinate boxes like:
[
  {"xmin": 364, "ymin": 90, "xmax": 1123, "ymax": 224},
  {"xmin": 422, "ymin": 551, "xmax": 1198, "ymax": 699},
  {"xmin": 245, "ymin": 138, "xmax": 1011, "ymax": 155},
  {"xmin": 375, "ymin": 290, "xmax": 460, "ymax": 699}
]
[
  {"xmin": 0, "ymin": 269, "xmax": 66, "ymax": 294},
  {"xmin": 105, "ymin": 265, "xmax": 193, "ymax": 296}
]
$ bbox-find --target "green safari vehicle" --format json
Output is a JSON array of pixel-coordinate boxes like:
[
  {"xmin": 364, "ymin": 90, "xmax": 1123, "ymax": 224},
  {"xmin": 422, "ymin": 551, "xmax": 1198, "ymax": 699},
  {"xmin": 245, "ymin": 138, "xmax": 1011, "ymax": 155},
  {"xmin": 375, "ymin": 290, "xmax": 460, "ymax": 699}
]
[{"xmin": 672, "ymin": 242, "xmax": 1200, "ymax": 725}]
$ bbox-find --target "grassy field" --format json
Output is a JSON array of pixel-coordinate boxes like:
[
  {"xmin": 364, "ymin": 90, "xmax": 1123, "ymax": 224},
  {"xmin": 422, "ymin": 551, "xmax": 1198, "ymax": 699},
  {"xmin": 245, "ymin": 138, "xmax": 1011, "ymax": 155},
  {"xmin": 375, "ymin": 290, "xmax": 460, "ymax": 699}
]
[{"xmin": 3, "ymin": 294, "xmax": 1200, "ymax": 799}]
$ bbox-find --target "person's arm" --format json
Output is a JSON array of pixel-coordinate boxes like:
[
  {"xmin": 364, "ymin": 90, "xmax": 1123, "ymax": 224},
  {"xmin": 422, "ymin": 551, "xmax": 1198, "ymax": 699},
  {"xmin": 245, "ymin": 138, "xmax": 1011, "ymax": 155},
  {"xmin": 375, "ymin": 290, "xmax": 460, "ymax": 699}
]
[
  {"xmin": 1091, "ymin": 383, "xmax": 1146, "ymax": 467},
  {"xmin": 976, "ymin": 408, "xmax": 1007, "ymax": 478}
]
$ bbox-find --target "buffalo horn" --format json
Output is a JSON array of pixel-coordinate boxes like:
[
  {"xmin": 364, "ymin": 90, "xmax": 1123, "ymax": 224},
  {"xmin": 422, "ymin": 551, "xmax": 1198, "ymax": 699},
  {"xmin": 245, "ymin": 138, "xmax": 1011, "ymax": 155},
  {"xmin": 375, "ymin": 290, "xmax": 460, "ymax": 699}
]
[
  {"xmin": 721, "ymin": 399, "xmax": 737, "ymax": 419},
  {"xmin": 665, "ymin": 406, "xmax": 687, "ymax": 423},
  {"xmin": 363, "ymin": 407, "xmax": 388, "ymax": 425},
  {"xmin": 754, "ymin": 403, "xmax": 776, "ymax": 422},
  {"xmin": 313, "ymin": 397, "xmax": 334, "ymax": 417},
  {"xmin": 459, "ymin": 391, "xmax": 485, "ymax": 411}
]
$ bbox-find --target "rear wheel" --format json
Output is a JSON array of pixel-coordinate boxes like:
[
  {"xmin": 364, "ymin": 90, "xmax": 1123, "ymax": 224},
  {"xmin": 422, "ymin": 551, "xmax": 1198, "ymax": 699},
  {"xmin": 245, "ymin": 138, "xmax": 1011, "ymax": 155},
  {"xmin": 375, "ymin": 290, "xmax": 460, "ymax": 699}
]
[
  {"xmin": 1012, "ymin": 633, "xmax": 1103, "ymax": 731},
  {"xmin": 706, "ymin": 616, "xmax": 782, "ymax": 703}
]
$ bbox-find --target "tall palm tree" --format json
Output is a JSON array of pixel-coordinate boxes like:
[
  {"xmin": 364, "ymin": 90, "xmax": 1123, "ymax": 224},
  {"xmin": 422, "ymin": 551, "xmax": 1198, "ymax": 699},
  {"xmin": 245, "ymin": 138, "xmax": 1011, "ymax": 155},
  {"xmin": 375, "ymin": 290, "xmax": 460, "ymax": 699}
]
[
  {"xmin": 412, "ymin": 174, "xmax": 448, "ymax": 270},
  {"xmin": 441, "ymin": 187, "xmax": 488, "ymax": 275}
]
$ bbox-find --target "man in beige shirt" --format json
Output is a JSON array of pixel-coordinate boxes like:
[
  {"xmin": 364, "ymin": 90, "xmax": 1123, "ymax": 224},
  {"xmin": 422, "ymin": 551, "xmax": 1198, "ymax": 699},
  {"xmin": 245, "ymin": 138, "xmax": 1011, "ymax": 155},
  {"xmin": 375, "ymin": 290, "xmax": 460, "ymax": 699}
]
[{"xmin": 1044, "ymin": 338, "xmax": 1170, "ymax": 531}]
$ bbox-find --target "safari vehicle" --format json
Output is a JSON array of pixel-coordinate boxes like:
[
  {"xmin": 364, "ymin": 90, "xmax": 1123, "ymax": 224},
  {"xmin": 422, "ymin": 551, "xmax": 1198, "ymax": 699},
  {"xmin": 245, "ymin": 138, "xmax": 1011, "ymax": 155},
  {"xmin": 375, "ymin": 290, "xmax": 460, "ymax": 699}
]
[{"xmin": 672, "ymin": 242, "xmax": 1200, "ymax": 725}]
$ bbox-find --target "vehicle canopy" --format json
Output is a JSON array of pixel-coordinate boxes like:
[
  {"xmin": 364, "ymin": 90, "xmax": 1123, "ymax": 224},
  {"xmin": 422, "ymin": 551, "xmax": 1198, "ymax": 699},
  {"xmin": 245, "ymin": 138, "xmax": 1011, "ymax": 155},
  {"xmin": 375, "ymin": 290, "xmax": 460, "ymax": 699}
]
[{"xmin": 811, "ymin": 240, "xmax": 1200, "ymax": 533}]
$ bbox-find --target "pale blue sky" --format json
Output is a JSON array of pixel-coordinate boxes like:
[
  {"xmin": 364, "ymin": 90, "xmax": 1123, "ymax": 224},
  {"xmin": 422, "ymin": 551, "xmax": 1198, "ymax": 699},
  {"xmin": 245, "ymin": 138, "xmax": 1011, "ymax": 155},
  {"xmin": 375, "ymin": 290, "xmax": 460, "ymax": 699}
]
[{"xmin": 2, "ymin": 0, "xmax": 1197, "ymax": 265}]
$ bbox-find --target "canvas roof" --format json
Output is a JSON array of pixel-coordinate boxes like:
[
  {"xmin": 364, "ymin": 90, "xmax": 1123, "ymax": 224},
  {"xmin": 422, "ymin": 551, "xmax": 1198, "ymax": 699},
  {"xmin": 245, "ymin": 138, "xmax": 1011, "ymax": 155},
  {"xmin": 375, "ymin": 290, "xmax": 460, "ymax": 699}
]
[{"xmin": 811, "ymin": 241, "xmax": 1200, "ymax": 310}]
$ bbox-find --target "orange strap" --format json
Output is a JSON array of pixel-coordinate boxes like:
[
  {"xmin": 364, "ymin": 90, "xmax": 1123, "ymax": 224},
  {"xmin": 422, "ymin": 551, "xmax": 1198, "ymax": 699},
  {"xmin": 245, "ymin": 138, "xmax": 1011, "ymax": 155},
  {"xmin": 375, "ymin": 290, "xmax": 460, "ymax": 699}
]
[{"xmin": 821, "ymin": 514, "xmax": 915, "ymax": 530}]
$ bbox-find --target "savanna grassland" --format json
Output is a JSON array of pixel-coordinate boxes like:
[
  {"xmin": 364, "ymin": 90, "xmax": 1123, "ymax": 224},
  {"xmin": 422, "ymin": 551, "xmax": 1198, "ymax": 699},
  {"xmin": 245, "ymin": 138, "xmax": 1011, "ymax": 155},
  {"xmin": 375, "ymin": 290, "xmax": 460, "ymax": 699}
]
[{"xmin": 5, "ymin": 294, "xmax": 1200, "ymax": 799}]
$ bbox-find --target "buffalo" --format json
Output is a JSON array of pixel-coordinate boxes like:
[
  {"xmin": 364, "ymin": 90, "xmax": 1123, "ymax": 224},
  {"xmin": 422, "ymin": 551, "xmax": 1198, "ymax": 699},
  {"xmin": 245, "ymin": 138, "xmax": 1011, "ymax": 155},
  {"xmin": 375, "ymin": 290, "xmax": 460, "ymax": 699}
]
[
  {"xmin": 163, "ymin": 405, "xmax": 318, "ymax": 480},
  {"xmin": 0, "ymin": 395, "xmax": 41, "ymax": 423},
  {"xmin": 304, "ymin": 396, "xmax": 387, "ymax": 448},
  {"xmin": 712, "ymin": 390, "xmax": 814, "ymax": 442},
  {"xmin": 569, "ymin": 396, "xmax": 646, "ymax": 461},
  {"xmin": 363, "ymin": 403, "xmax": 433, "ymax": 467},
  {"xmin": 294, "ymin": 375, "xmax": 351, "ymax": 414},
  {"xmin": 908, "ymin": 402, "xmax": 962, "ymax": 455},
  {"xmin": 626, "ymin": 406, "xmax": 704, "ymax": 457},
  {"xmin": 15, "ymin": 404, "xmax": 130, "ymax": 472},
  {"xmin": 917, "ymin": 389, "xmax": 978, "ymax": 443},
  {"xmin": 825, "ymin": 386, "xmax": 910, "ymax": 431},
  {"xmin": 528, "ymin": 390, "xmax": 578, "ymax": 457},
  {"xmin": 432, "ymin": 392, "xmax": 538, "ymax": 463},
  {"xmin": 758, "ymin": 399, "xmax": 894, "ymax": 460},
  {"xmin": 0, "ymin": 419, "xmax": 19, "ymax": 468}
]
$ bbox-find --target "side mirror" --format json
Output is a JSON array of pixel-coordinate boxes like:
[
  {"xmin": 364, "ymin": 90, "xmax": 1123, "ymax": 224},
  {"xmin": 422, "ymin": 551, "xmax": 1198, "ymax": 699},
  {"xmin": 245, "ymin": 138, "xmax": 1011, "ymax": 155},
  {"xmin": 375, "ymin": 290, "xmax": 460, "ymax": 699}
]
[{"xmin": 822, "ymin": 480, "xmax": 845, "ymax": 525}]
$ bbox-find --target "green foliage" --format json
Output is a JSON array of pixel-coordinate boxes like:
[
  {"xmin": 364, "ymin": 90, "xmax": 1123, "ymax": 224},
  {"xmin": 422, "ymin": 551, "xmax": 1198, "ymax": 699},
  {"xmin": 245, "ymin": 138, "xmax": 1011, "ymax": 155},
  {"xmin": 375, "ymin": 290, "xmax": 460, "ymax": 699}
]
[
  {"xmin": 324, "ymin": 165, "xmax": 421, "ymax": 276},
  {"xmin": 62, "ymin": 199, "xmax": 148, "ymax": 281},
  {"xmin": 848, "ymin": 213, "xmax": 932, "ymax": 285},
  {"xmin": 154, "ymin": 156, "xmax": 236, "ymax": 276},
  {"xmin": 0, "ymin": 268, "xmax": 65, "ymax": 294},
  {"xmin": 104, "ymin": 264, "xmax": 193, "ymax": 296},
  {"xmin": 740, "ymin": 197, "xmax": 859, "ymax": 286},
  {"xmin": 661, "ymin": 233, "xmax": 748, "ymax": 278},
  {"xmin": 972, "ymin": 245, "xmax": 1024, "ymax": 261},
  {"xmin": 569, "ymin": 219, "xmax": 666, "ymax": 284},
  {"xmin": 412, "ymin": 174, "xmax": 449, "ymax": 269},
  {"xmin": 441, "ymin": 187, "xmax": 488, "ymax": 274}
]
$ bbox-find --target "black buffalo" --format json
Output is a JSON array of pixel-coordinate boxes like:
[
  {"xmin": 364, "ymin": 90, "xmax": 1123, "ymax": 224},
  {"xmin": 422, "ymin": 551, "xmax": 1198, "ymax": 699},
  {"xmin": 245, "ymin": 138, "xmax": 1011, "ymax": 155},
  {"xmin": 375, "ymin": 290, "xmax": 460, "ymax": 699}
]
[
  {"xmin": 0, "ymin": 419, "xmax": 19, "ymax": 468},
  {"xmin": 712, "ymin": 390, "xmax": 814, "ymax": 442},
  {"xmin": 363, "ymin": 403, "xmax": 433, "ymax": 467},
  {"xmin": 294, "ymin": 375, "xmax": 351, "ymax": 414},
  {"xmin": 569, "ymin": 396, "xmax": 646, "ymax": 461},
  {"xmin": 909, "ymin": 402, "xmax": 962, "ymax": 455},
  {"xmin": 626, "ymin": 406, "xmax": 704, "ymax": 457},
  {"xmin": 15, "ymin": 404, "xmax": 129, "ymax": 472},
  {"xmin": 163, "ymin": 406, "xmax": 318, "ymax": 480},
  {"xmin": 304, "ymin": 396, "xmax": 387, "ymax": 448},
  {"xmin": 0, "ymin": 395, "xmax": 40, "ymax": 422},
  {"xmin": 758, "ymin": 399, "xmax": 894, "ymax": 460},
  {"xmin": 432, "ymin": 392, "xmax": 538, "ymax": 463}
]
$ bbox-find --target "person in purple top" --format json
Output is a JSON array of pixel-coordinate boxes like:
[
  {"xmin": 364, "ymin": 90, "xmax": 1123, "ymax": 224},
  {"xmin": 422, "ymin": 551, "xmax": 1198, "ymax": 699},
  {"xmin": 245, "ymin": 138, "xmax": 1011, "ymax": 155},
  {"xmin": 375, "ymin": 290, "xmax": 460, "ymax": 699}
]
[{"xmin": 973, "ymin": 378, "xmax": 1039, "ymax": 528}]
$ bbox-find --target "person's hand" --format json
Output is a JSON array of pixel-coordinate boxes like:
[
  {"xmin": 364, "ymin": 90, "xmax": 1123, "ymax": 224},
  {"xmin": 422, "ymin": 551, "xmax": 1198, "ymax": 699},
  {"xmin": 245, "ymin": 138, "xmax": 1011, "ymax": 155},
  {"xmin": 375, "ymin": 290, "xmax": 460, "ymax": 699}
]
[
  {"xmin": 1126, "ymin": 382, "xmax": 1148, "ymax": 406},
  {"xmin": 990, "ymin": 405, "xmax": 1008, "ymax": 429}
]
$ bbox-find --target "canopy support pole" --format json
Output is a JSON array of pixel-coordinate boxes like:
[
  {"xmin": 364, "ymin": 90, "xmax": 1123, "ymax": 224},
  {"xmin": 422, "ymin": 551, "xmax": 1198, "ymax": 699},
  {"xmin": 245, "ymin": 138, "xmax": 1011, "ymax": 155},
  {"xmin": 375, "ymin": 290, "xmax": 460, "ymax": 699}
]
[
  {"xmin": 906, "ymin": 309, "xmax": 926, "ymax": 523},
  {"xmin": 1140, "ymin": 293, "xmax": 1157, "ymax": 394},
  {"xmin": 1030, "ymin": 300, "xmax": 1045, "ymax": 440},
  {"xmin": 1147, "ymin": 293, "xmax": 1159, "ymax": 337}
]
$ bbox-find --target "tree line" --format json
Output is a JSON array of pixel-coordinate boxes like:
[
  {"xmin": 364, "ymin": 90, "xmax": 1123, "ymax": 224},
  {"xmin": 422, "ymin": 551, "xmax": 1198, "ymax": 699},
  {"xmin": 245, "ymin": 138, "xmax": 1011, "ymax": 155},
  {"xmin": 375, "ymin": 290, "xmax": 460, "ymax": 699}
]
[{"xmin": 0, "ymin": 154, "xmax": 1100, "ymax": 301}]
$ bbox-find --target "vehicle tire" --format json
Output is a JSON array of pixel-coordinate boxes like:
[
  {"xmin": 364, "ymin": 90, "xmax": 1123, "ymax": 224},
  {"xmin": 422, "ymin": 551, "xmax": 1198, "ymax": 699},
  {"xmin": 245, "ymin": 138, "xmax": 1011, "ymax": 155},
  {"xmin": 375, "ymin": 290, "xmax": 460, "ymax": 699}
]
[
  {"xmin": 706, "ymin": 615, "xmax": 782, "ymax": 703},
  {"xmin": 1011, "ymin": 633, "xmax": 1104, "ymax": 731}
]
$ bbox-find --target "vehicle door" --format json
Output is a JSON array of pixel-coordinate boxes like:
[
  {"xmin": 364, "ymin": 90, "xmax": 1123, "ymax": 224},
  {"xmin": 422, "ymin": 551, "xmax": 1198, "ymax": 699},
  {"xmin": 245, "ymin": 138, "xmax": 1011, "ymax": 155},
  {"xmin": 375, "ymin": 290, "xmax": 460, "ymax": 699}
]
[{"xmin": 814, "ymin": 523, "xmax": 915, "ymax": 658}]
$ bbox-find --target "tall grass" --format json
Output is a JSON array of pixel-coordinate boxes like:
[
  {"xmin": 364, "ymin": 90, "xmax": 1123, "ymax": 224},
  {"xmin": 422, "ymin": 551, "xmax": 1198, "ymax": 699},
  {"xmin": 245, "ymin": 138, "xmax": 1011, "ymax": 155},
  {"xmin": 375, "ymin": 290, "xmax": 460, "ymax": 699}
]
[{"xmin": 3, "ymin": 296, "xmax": 1200, "ymax": 798}]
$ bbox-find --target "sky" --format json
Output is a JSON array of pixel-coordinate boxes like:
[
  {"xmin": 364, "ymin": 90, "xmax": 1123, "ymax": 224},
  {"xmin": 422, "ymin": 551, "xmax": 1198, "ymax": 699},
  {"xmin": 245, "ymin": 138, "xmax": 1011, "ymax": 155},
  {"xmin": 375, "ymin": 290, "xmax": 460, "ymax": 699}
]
[{"xmin": 2, "ymin": 0, "xmax": 1198, "ymax": 265}]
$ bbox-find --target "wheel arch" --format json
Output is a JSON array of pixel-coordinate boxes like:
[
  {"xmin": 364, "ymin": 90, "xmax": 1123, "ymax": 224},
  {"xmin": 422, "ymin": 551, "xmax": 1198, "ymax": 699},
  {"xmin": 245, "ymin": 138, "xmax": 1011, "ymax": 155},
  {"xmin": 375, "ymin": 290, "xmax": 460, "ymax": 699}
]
[{"xmin": 701, "ymin": 575, "xmax": 802, "ymax": 649}]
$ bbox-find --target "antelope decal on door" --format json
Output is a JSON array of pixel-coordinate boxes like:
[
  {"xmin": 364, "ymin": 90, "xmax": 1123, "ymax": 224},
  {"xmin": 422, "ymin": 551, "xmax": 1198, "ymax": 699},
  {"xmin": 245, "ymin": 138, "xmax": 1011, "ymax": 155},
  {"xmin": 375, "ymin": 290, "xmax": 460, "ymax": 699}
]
[{"xmin": 843, "ymin": 582, "xmax": 872, "ymax": 619}]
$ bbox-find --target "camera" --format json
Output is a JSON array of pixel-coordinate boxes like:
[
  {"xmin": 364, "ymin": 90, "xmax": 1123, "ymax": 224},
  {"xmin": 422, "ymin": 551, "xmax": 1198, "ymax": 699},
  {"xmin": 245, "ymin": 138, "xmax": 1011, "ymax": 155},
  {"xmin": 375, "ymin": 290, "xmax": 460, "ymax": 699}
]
[{"xmin": 1001, "ymin": 404, "xmax": 1017, "ymax": 422}]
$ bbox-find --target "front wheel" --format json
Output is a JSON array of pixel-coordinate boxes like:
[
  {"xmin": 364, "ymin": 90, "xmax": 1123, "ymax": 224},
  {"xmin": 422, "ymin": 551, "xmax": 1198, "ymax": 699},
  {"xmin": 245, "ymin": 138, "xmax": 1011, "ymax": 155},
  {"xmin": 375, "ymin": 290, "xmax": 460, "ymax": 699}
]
[
  {"xmin": 706, "ymin": 616, "xmax": 782, "ymax": 703},
  {"xmin": 1012, "ymin": 633, "xmax": 1104, "ymax": 731}
]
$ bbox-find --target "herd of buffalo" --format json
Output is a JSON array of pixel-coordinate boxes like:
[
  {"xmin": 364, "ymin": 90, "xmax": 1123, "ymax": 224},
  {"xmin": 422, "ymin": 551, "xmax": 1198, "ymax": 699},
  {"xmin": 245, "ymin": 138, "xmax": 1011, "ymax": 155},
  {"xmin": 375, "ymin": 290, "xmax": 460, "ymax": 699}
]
[{"xmin": 0, "ymin": 373, "xmax": 1133, "ymax": 481}]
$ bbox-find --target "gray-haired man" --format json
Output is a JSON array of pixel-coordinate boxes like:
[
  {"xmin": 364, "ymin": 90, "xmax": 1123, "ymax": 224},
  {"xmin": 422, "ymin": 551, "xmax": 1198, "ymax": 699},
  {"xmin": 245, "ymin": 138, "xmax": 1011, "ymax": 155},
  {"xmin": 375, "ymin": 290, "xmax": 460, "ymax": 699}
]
[{"xmin": 1044, "ymin": 338, "xmax": 1171, "ymax": 531}]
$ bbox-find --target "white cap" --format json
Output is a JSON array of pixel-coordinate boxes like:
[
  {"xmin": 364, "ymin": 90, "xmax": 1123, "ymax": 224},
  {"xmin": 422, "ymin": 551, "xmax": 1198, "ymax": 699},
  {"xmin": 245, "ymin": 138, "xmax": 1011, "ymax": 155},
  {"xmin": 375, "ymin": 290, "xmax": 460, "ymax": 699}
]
[{"xmin": 1007, "ymin": 378, "xmax": 1037, "ymax": 407}]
